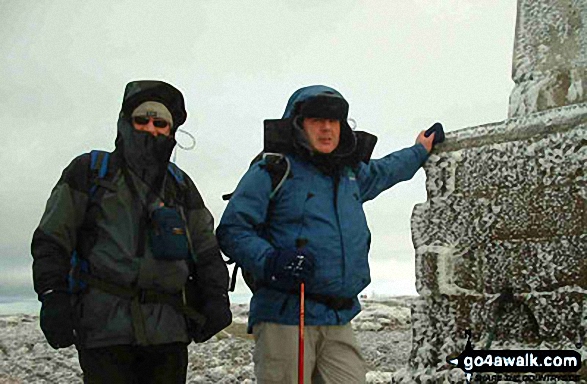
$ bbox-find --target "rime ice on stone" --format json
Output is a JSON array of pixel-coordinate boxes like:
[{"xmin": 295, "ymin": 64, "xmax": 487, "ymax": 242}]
[
  {"xmin": 398, "ymin": 0, "xmax": 587, "ymax": 382},
  {"xmin": 509, "ymin": 0, "xmax": 587, "ymax": 117}
]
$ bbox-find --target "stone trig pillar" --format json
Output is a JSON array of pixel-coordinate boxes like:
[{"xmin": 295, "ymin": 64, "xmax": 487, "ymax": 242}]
[
  {"xmin": 397, "ymin": 0, "xmax": 587, "ymax": 382},
  {"xmin": 510, "ymin": 0, "xmax": 587, "ymax": 117}
]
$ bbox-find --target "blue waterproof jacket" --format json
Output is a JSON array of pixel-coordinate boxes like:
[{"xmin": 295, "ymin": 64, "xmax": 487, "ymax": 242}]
[{"xmin": 217, "ymin": 85, "xmax": 429, "ymax": 331}]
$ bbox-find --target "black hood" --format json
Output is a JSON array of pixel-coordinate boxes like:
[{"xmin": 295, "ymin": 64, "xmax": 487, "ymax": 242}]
[
  {"xmin": 115, "ymin": 80, "xmax": 186, "ymax": 188},
  {"xmin": 282, "ymin": 85, "xmax": 355, "ymax": 160},
  {"xmin": 264, "ymin": 85, "xmax": 377, "ymax": 173},
  {"xmin": 120, "ymin": 80, "xmax": 187, "ymax": 132}
]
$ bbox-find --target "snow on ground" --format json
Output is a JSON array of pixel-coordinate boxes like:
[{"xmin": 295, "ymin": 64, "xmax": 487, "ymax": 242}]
[{"xmin": 0, "ymin": 298, "xmax": 413, "ymax": 383}]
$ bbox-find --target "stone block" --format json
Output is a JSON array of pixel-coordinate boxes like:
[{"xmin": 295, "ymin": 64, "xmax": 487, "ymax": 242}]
[
  {"xmin": 413, "ymin": 107, "xmax": 587, "ymax": 296},
  {"xmin": 409, "ymin": 104, "xmax": 587, "ymax": 381}
]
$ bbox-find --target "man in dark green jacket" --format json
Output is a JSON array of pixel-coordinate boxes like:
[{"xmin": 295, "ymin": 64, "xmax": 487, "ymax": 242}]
[{"xmin": 31, "ymin": 80, "xmax": 231, "ymax": 383}]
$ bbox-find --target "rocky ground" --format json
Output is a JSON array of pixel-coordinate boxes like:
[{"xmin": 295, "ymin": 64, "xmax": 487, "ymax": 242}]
[{"xmin": 0, "ymin": 298, "xmax": 413, "ymax": 383}]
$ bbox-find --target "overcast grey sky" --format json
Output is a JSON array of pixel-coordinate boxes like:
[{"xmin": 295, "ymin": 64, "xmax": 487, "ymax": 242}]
[{"xmin": 0, "ymin": 0, "xmax": 517, "ymax": 299}]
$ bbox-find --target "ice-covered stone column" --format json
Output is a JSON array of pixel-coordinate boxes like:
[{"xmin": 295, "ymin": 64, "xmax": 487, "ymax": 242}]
[
  {"xmin": 509, "ymin": 0, "xmax": 587, "ymax": 117},
  {"xmin": 397, "ymin": 0, "xmax": 587, "ymax": 382}
]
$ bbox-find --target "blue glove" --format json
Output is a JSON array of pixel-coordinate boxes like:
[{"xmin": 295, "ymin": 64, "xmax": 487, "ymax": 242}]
[
  {"xmin": 425, "ymin": 122, "xmax": 445, "ymax": 145},
  {"xmin": 39, "ymin": 291, "xmax": 76, "ymax": 349},
  {"xmin": 264, "ymin": 248, "xmax": 315, "ymax": 290}
]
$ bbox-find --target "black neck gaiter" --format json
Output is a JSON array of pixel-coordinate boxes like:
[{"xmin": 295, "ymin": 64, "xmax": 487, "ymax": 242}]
[{"xmin": 116, "ymin": 119, "xmax": 176, "ymax": 189}]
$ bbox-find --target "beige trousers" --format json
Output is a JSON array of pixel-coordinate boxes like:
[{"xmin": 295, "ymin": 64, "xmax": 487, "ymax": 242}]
[{"xmin": 253, "ymin": 322, "xmax": 367, "ymax": 384}]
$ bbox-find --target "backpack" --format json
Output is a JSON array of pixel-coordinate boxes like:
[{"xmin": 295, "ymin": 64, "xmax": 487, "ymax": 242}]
[{"xmin": 222, "ymin": 152, "xmax": 292, "ymax": 292}]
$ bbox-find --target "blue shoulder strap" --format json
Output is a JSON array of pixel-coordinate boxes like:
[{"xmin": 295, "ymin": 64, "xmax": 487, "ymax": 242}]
[
  {"xmin": 89, "ymin": 152, "xmax": 186, "ymax": 192},
  {"xmin": 89, "ymin": 150, "xmax": 111, "ymax": 196},
  {"xmin": 88, "ymin": 152, "xmax": 186, "ymax": 197},
  {"xmin": 70, "ymin": 150, "xmax": 110, "ymax": 293},
  {"xmin": 167, "ymin": 162, "xmax": 185, "ymax": 186}
]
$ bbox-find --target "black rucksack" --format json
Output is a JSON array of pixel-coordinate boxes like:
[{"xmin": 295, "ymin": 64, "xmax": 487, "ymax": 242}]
[{"xmin": 222, "ymin": 152, "xmax": 292, "ymax": 292}]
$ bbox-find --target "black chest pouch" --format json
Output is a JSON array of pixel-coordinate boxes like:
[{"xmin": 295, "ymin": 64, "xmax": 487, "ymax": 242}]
[{"xmin": 149, "ymin": 205, "xmax": 190, "ymax": 260}]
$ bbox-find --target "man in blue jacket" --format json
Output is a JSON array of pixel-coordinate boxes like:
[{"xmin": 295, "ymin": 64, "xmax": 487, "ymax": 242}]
[{"xmin": 217, "ymin": 85, "xmax": 439, "ymax": 383}]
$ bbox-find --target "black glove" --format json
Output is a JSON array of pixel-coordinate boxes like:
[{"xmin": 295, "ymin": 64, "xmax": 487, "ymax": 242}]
[
  {"xmin": 264, "ymin": 248, "xmax": 315, "ymax": 291},
  {"xmin": 190, "ymin": 295, "xmax": 232, "ymax": 343},
  {"xmin": 425, "ymin": 122, "xmax": 445, "ymax": 145},
  {"xmin": 39, "ymin": 291, "xmax": 76, "ymax": 349}
]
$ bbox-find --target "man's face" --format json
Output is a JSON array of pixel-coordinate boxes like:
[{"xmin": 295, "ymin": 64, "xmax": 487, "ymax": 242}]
[
  {"xmin": 302, "ymin": 117, "xmax": 340, "ymax": 154},
  {"xmin": 132, "ymin": 116, "xmax": 171, "ymax": 137}
]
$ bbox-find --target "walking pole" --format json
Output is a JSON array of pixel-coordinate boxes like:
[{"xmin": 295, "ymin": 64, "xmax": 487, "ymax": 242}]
[
  {"xmin": 298, "ymin": 281, "xmax": 305, "ymax": 384},
  {"xmin": 295, "ymin": 237, "xmax": 308, "ymax": 384}
]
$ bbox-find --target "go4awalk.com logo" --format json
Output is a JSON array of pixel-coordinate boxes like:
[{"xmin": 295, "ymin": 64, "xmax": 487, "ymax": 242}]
[{"xmin": 447, "ymin": 331, "xmax": 582, "ymax": 383}]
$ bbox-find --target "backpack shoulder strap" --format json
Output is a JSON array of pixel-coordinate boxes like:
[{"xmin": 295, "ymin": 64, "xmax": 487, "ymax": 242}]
[
  {"xmin": 225, "ymin": 153, "xmax": 292, "ymax": 292},
  {"xmin": 167, "ymin": 162, "xmax": 186, "ymax": 186},
  {"xmin": 165, "ymin": 162, "xmax": 189, "ymax": 208},
  {"xmin": 259, "ymin": 153, "xmax": 291, "ymax": 200},
  {"xmin": 69, "ymin": 150, "xmax": 113, "ymax": 294},
  {"xmin": 221, "ymin": 152, "xmax": 292, "ymax": 201},
  {"xmin": 88, "ymin": 150, "xmax": 115, "ymax": 198}
]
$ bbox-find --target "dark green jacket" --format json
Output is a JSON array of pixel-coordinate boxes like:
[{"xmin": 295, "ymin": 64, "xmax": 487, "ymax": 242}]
[{"xmin": 32, "ymin": 150, "xmax": 228, "ymax": 348}]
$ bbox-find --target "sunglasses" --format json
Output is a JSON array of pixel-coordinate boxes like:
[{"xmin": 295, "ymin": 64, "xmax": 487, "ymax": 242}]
[{"xmin": 133, "ymin": 116, "xmax": 170, "ymax": 129}]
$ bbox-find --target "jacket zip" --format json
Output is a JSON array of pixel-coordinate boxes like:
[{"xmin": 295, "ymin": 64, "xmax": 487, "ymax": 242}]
[{"xmin": 332, "ymin": 173, "xmax": 345, "ymax": 325}]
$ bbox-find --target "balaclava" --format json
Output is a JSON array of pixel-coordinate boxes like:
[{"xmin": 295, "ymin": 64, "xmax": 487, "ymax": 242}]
[{"xmin": 115, "ymin": 80, "xmax": 187, "ymax": 188}]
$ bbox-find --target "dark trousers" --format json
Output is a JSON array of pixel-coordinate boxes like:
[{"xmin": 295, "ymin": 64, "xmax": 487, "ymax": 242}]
[{"xmin": 78, "ymin": 343, "xmax": 189, "ymax": 384}]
